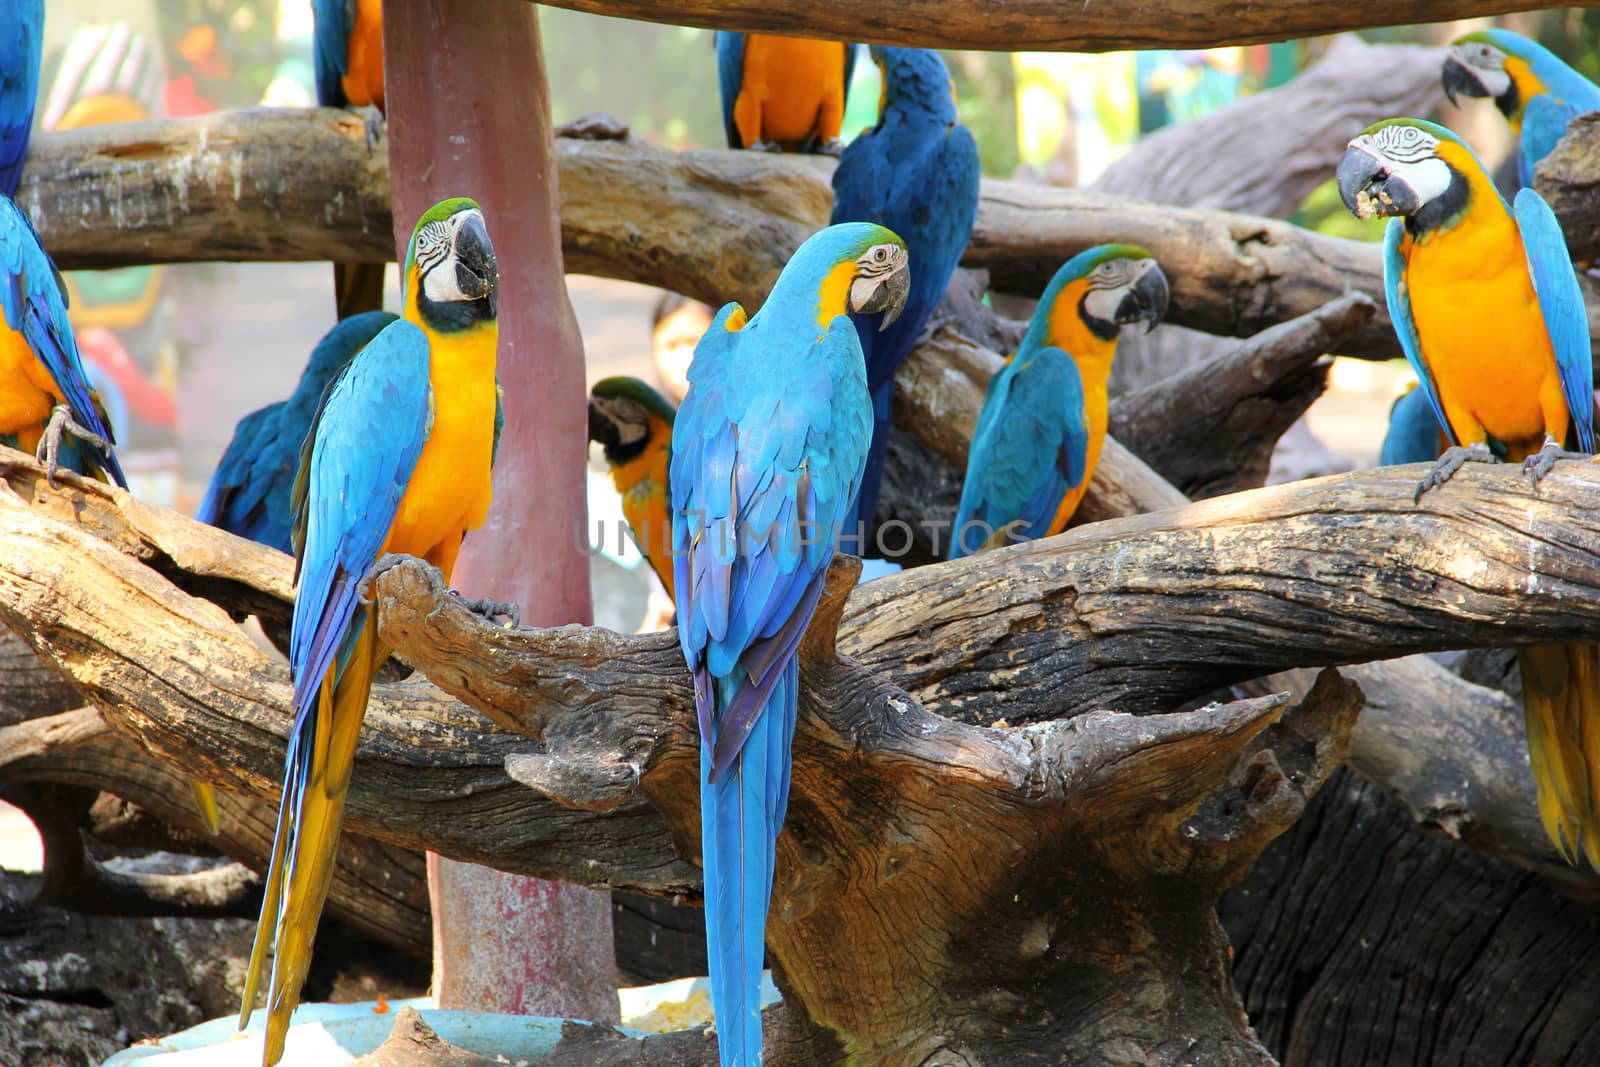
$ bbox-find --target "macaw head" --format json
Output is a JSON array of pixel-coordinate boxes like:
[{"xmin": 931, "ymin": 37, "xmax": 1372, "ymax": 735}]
[
  {"xmin": 789, "ymin": 221, "xmax": 911, "ymax": 331},
  {"xmin": 588, "ymin": 375, "xmax": 676, "ymax": 467},
  {"xmin": 1338, "ymin": 118, "xmax": 1483, "ymax": 233},
  {"xmin": 1443, "ymin": 29, "xmax": 1537, "ymax": 119},
  {"xmin": 1034, "ymin": 244, "xmax": 1169, "ymax": 346},
  {"xmin": 870, "ymin": 45, "xmax": 958, "ymax": 125},
  {"xmin": 405, "ymin": 197, "xmax": 498, "ymax": 331}
]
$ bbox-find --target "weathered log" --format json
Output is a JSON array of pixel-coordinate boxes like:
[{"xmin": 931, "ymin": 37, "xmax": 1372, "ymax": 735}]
[
  {"xmin": 1535, "ymin": 110, "xmax": 1600, "ymax": 261},
  {"xmin": 1221, "ymin": 766, "xmax": 1600, "ymax": 1065},
  {"xmin": 1107, "ymin": 292, "xmax": 1372, "ymax": 498},
  {"xmin": 0, "ymin": 704, "xmax": 432, "ymax": 955},
  {"xmin": 16, "ymin": 110, "xmax": 1411, "ymax": 359},
  {"xmin": 532, "ymin": 0, "xmax": 1571, "ymax": 52},
  {"xmin": 1092, "ymin": 36, "xmax": 1446, "ymax": 219}
]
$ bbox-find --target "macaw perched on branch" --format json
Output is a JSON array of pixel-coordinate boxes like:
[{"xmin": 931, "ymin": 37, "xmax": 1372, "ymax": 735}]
[
  {"xmin": 717, "ymin": 32, "xmax": 855, "ymax": 153},
  {"xmin": 1443, "ymin": 28, "xmax": 1600, "ymax": 189},
  {"xmin": 313, "ymin": 0, "xmax": 386, "ymax": 319},
  {"xmin": 1338, "ymin": 117, "xmax": 1600, "ymax": 867},
  {"xmin": 673, "ymin": 222, "xmax": 908, "ymax": 1066},
  {"xmin": 950, "ymin": 245, "xmax": 1168, "ymax": 558},
  {"xmin": 239, "ymin": 198, "xmax": 501, "ymax": 1066},
  {"xmin": 588, "ymin": 375, "xmax": 677, "ymax": 597},
  {"xmin": 0, "ymin": 195, "xmax": 125, "ymax": 488},
  {"xmin": 0, "ymin": 0, "xmax": 42, "ymax": 198},
  {"xmin": 198, "ymin": 311, "xmax": 396, "ymax": 555},
  {"xmin": 830, "ymin": 46, "xmax": 980, "ymax": 543}
]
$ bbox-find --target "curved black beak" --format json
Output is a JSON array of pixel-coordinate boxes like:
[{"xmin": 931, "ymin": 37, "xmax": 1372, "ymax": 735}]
[
  {"xmin": 1441, "ymin": 56, "xmax": 1487, "ymax": 108},
  {"xmin": 1336, "ymin": 142, "xmax": 1420, "ymax": 220},
  {"xmin": 453, "ymin": 213, "xmax": 499, "ymax": 313},
  {"xmin": 1114, "ymin": 262, "xmax": 1170, "ymax": 334},
  {"xmin": 587, "ymin": 398, "xmax": 619, "ymax": 450}
]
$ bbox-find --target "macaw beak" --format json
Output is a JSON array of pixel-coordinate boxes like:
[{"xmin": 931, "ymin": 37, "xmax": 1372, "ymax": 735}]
[
  {"xmin": 1337, "ymin": 142, "xmax": 1420, "ymax": 221},
  {"xmin": 851, "ymin": 261, "xmax": 911, "ymax": 330},
  {"xmin": 453, "ymin": 212, "xmax": 499, "ymax": 313},
  {"xmin": 1441, "ymin": 56, "xmax": 1489, "ymax": 108},
  {"xmin": 1115, "ymin": 261, "xmax": 1170, "ymax": 334},
  {"xmin": 587, "ymin": 399, "xmax": 619, "ymax": 451}
]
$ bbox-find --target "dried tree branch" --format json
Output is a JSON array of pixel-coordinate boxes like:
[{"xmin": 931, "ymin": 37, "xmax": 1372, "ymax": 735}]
[{"xmin": 531, "ymin": 0, "xmax": 1565, "ymax": 52}]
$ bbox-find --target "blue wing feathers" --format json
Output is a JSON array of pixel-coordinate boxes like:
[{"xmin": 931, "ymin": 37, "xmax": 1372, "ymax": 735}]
[
  {"xmin": 288, "ymin": 320, "xmax": 431, "ymax": 723},
  {"xmin": 715, "ymin": 33, "xmax": 746, "ymax": 148},
  {"xmin": 311, "ymin": 0, "xmax": 354, "ymax": 109},
  {"xmin": 674, "ymin": 292, "xmax": 871, "ymax": 1067},
  {"xmin": 0, "ymin": 0, "xmax": 42, "ymax": 198},
  {"xmin": 1514, "ymin": 187, "xmax": 1595, "ymax": 452},
  {"xmin": 199, "ymin": 311, "xmax": 395, "ymax": 552},
  {"xmin": 952, "ymin": 347, "xmax": 1088, "ymax": 558},
  {"xmin": 1, "ymin": 195, "xmax": 125, "ymax": 486}
]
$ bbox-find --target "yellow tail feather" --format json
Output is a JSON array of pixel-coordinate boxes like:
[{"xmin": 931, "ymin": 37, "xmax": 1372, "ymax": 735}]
[
  {"xmin": 239, "ymin": 609, "xmax": 385, "ymax": 1066},
  {"xmin": 188, "ymin": 780, "xmax": 220, "ymax": 835},
  {"xmin": 1518, "ymin": 644, "xmax": 1600, "ymax": 868}
]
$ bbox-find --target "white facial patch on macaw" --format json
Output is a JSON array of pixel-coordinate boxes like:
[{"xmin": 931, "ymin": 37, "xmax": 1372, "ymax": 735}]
[
  {"xmin": 1347, "ymin": 128, "xmax": 1452, "ymax": 218},
  {"xmin": 418, "ymin": 209, "xmax": 489, "ymax": 305},
  {"xmin": 1453, "ymin": 41, "xmax": 1513, "ymax": 98},
  {"xmin": 1081, "ymin": 259, "xmax": 1139, "ymax": 325},
  {"xmin": 849, "ymin": 243, "xmax": 910, "ymax": 325}
]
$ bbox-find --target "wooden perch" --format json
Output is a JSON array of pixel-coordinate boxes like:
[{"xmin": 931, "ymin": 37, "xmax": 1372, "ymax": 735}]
[
  {"xmin": 532, "ymin": 0, "xmax": 1561, "ymax": 52},
  {"xmin": 17, "ymin": 108, "xmax": 1417, "ymax": 359},
  {"xmin": 1107, "ymin": 291, "xmax": 1371, "ymax": 499},
  {"xmin": 1536, "ymin": 111, "xmax": 1600, "ymax": 262}
]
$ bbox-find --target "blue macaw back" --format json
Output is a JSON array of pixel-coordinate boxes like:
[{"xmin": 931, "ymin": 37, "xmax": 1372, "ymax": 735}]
[
  {"xmin": 0, "ymin": 193, "xmax": 125, "ymax": 486},
  {"xmin": 197, "ymin": 310, "xmax": 396, "ymax": 552},
  {"xmin": 1479, "ymin": 29, "xmax": 1600, "ymax": 187},
  {"xmin": 830, "ymin": 46, "xmax": 979, "ymax": 539},
  {"xmin": 671, "ymin": 225, "xmax": 878, "ymax": 1067},
  {"xmin": 0, "ymin": 0, "xmax": 43, "ymax": 198},
  {"xmin": 311, "ymin": 0, "xmax": 355, "ymax": 109}
]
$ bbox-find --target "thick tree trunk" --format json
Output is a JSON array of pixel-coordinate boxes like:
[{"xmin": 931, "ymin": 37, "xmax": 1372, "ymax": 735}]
[{"xmin": 383, "ymin": 0, "xmax": 617, "ymax": 1023}]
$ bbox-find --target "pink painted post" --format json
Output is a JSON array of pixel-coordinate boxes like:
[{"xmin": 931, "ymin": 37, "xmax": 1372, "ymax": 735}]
[{"xmin": 382, "ymin": 0, "xmax": 619, "ymax": 1022}]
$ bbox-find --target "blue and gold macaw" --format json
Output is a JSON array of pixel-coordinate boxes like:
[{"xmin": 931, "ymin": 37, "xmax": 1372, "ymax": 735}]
[
  {"xmin": 1443, "ymin": 28, "xmax": 1600, "ymax": 188},
  {"xmin": 198, "ymin": 310, "xmax": 396, "ymax": 555},
  {"xmin": 950, "ymin": 245, "xmax": 1168, "ymax": 558},
  {"xmin": 1378, "ymin": 383, "xmax": 1447, "ymax": 467},
  {"xmin": 312, "ymin": 0, "xmax": 386, "ymax": 319},
  {"xmin": 1338, "ymin": 117, "xmax": 1600, "ymax": 867},
  {"xmin": 717, "ymin": 32, "xmax": 855, "ymax": 153},
  {"xmin": 0, "ymin": 0, "xmax": 42, "ymax": 198},
  {"xmin": 239, "ymin": 198, "xmax": 500, "ymax": 1066},
  {"xmin": 588, "ymin": 375, "xmax": 676, "ymax": 597},
  {"xmin": 0, "ymin": 194, "xmax": 125, "ymax": 488},
  {"xmin": 830, "ymin": 46, "xmax": 980, "ymax": 542},
  {"xmin": 673, "ymin": 222, "xmax": 907, "ymax": 1066}
]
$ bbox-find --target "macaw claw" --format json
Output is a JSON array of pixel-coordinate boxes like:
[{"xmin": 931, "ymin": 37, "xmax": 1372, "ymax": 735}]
[
  {"xmin": 35, "ymin": 403, "xmax": 109, "ymax": 489},
  {"xmin": 453, "ymin": 593, "xmax": 521, "ymax": 630},
  {"xmin": 356, "ymin": 552, "xmax": 412, "ymax": 605},
  {"xmin": 1521, "ymin": 436, "xmax": 1586, "ymax": 487},
  {"xmin": 818, "ymin": 138, "xmax": 846, "ymax": 158},
  {"xmin": 363, "ymin": 108, "xmax": 385, "ymax": 155},
  {"xmin": 1414, "ymin": 442, "xmax": 1498, "ymax": 503},
  {"xmin": 749, "ymin": 139, "xmax": 784, "ymax": 153}
]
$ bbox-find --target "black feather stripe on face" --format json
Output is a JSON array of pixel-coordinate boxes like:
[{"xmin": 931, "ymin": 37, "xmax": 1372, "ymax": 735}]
[{"xmin": 1408, "ymin": 165, "xmax": 1470, "ymax": 237}]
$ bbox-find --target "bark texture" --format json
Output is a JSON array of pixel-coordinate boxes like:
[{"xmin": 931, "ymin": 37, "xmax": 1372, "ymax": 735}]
[{"xmin": 531, "ymin": 0, "xmax": 1572, "ymax": 52}]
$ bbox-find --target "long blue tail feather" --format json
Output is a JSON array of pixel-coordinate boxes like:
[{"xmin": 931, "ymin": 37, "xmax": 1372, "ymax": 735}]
[{"xmin": 703, "ymin": 661, "xmax": 796, "ymax": 1066}]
